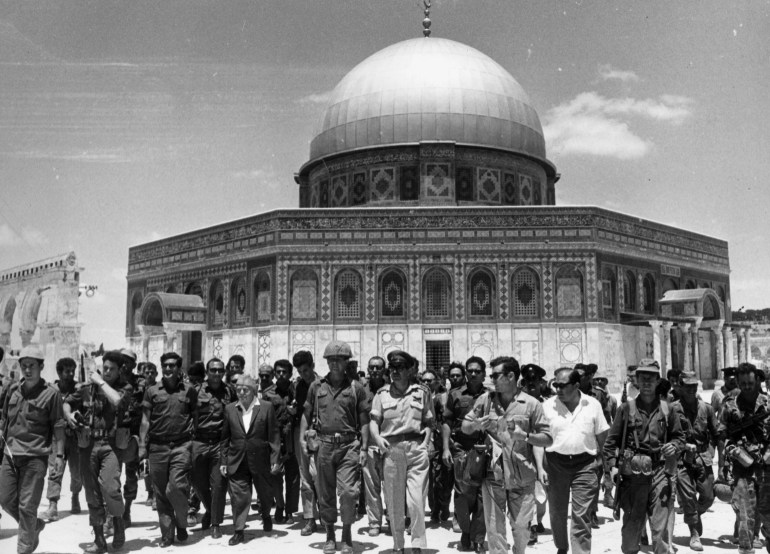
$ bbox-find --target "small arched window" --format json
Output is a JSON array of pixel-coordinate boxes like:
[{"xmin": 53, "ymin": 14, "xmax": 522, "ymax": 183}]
[
  {"xmin": 555, "ymin": 264, "xmax": 584, "ymax": 318},
  {"xmin": 468, "ymin": 268, "xmax": 495, "ymax": 317},
  {"xmin": 643, "ymin": 274, "xmax": 655, "ymax": 315},
  {"xmin": 623, "ymin": 270, "xmax": 637, "ymax": 312},
  {"xmin": 231, "ymin": 277, "xmax": 247, "ymax": 324},
  {"xmin": 335, "ymin": 269, "xmax": 363, "ymax": 320},
  {"xmin": 254, "ymin": 272, "xmax": 272, "ymax": 322},
  {"xmin": 662, "ymin": 278, "xmax": 677, "ymax": 294},
  {"xmin": 185, "ymin": 281, "xmax": 203, "ymax": 299},
  {"xmin": 209, "ymin": 279, "xmax": 225, "ymax": 327},
  {"xmin": 512, "ymin": 267, "xmax": 540, "ymax": 318},
  {"xmin": 601, "ymin": 267, "xmax": 617, "ymax": 314},
  {"xmin": 380, "ymin": 269, "xmax": 407, "ymax": 318},
  {"xmin": 423, "ymin": 268, "xmax": 452, "ymax": 319}
]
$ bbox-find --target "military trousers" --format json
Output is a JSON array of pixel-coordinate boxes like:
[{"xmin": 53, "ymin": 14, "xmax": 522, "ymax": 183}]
[
  {"xmin": 79, "ymin": 440, "xmax": 124, "ymax": 527},
  {"xmin": 618, "ymin": 468, "xmax": 674, "ymax": 554},
  {"xmin": 452, "ymin": 445, "xmax": 486, "ymax": 544},
  {"xmin": 148, "ymin": 441, "xmax": 192, "ymax": 540},
  {"xmin": 0, "ymin": 455, "xmax": 47, "ymax": 554},
  {"xmin": 481, "ymin": 473, "xmax": 536, "ymax": 554},
  {"xmin": 363, "ymin": 447, "xmax": 385, "ymax": 526},
  {"xmin": 314, "ymin": 438, "xmax": 361, "ymax": 526},
  {"xmin": 676, "ymin": 462, "xmax": 714, "ymax": 527},
  {"xmin": 45, "ymin": 433, "xmax": 82, "ymax": 502},
  {"xmin": 294, "ymin": 429, "xmax": 318, "ymax": 519},
  {"xmin": 270, "ymin": 448, "xmax": 300, "ymax": 516},
  {"xmin": 428, "ymin": 447, "xmax": 453, "ymax": 518},
  {"xmin": 382, "ymin": 438, "xmax": 430, "ymax": 550},
  {"xmin": 731, "ymin": 468, "xmax": 770, "ymax": 554},
  {"xmin": 546, "ymin": 451, "xmax": 599, "ymax": 554},
  {"xmin": 191, "ymin": 440, "xmax": 226, "ymax": 525}
]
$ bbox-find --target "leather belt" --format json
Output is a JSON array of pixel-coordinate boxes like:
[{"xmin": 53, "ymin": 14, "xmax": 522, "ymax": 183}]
[
  {"xmin": 384, "ymin": 432, "xmax": 422, "ymax": 443},
  {"xmin": 317, "ymin": 432, "xmax": 357, "ymax": 445},
  {"xmin": 91, "ymin": 429, "xmax": 115, "ymax": 440}
]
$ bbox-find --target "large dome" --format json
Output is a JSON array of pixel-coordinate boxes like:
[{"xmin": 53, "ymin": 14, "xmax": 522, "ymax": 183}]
[{"xmin": 308, "ymin": 37, "xmax": 547, "ymax": 164}]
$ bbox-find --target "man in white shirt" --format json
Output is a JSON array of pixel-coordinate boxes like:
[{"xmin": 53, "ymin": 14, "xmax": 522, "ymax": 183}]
[{"xmin": 542, "ymin": 367, "xmax": 610, "ymax": 554}]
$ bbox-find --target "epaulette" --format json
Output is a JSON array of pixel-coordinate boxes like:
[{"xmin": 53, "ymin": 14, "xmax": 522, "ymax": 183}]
[{"xmin": 375, "ymin": 384, "xmax": 390, "ymax": 395}]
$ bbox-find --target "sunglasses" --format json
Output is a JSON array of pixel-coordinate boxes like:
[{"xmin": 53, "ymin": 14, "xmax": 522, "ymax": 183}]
[
  {"xmin": 389, "ymin": 364, "xmax": 409, "ymax": 371},
  {"xmin": 490, "ymin": 372, "xmax": 508, "ymax": 380},
  {"xmin": 552, "ymin": 382, "xmax": 572, "ymax": 390},
  {"xmin": 208, "ymin": 367, "xmax": 226, "ymax": 373},
  {"xmin": 421, "ymin": 378, "xmax": 435, "ymax": 384},
  {"xmin": 235, "ymin": 386, "xmax": 252, "ymax": 394},
  {"xmin": 466, "ymin": 369, "xmax": 483, "ymax": 375},
  {"xmin": 162, "ymin": 363, "xmax": 178, "ymax": 368}
]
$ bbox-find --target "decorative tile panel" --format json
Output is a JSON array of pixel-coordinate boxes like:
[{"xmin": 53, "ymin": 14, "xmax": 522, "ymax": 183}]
[
  {"xmin": 543, "ymin": 261, "xmax": 553, "ymax": 319},
  {"xmin": 380, "ymin": 330, "xmax": 406, "ymax": 355},
  {"xmin": 470, "ymin": 329, "xmax": 494, "ymax": 362},
  {"xmin": 330, "ymin": 175, "xmax": 349, "ymax": 207},
  {"xmin": 321, "ymin": 261, "xmax": 332, "ymax": 322},
  {"xmin": 455, "ymin": 167, "xmax": 474, "ymax": 201},
  {"xmin": 409, "ymin": 259, "xmax": 420, "ymax": 320},
  {"xmin": 519, "ymin": 174, "xmax": 533, "ymax": 205},
  {"xmin": 258, "ymin": 331, "xmax": 270, "ymax": 367},
  {"xmin": 586, "ymin": 257, "xmax": 598, "ymax": 319},
  {"xmin": 292, "ymin": 330, "xmax": 315, "ymax": 355},
  {"xmin": 319, "ymin": 179, "xmax": 329, "ymax": 207},
  {"xmin": 498, "ymin": 263, "xmax": 509, "ymax": 320},
  {"xmin": 476, "ymin": 168, "xmax": 501, "ymax": 203},
  {"xmin": 559, "ymin": 327, "xmax": 584, "ymax": 364},
  {"xmin": 503, "ymin": 172, "xmax": 517, "ymax": 205},
  {"xmin": 399, "ymin": 166, "xmax": 419, "ymax": 200},
  {"xmin": 370, "ymin": 168, "xmax": 396, "ymax": 202},
  {"xmin": 423, "ymin": 163, "xmax": 452, "ymax": 198},
  {"xmin": 351, "ymin": 172, "xmax": 367, "ymax": 205},
  {"xmin": 276, "ymin": 260, "xmax": 288, "ymax": 322},
  {"xmin": 454, "ymin": 257, "xmax": 464, "ymax": 320},
  {"xmin": 365, "ymin": 264, "xmax": 376, "ymax": 321}
]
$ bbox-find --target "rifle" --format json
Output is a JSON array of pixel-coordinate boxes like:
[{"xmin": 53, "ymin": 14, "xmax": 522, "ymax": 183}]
[
  {"xmin": 724, "ymin": 408, "xmax": 770, "ymax": 441},
  {"xmin": 724, "ymin": 408, "xmax": 770, "ymax": 468},
  {"xmin": 612, "ymin": 406, "xmax": 630, "ymax": 520}
]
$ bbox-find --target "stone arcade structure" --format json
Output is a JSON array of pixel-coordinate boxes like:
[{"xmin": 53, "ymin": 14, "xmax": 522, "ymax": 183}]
[
  {"xmin": 125, "ymin": 37, "xmax": 745, "ymax": 390},
  {"xmin": 0, "ymin": 252, "xmax": 83, "ymax": 381}
]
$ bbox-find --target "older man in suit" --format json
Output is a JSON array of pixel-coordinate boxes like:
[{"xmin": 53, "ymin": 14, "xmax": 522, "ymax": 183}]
[{"xmin": 219, "ymin": 375, "xmax": 281, "ymax": 546}]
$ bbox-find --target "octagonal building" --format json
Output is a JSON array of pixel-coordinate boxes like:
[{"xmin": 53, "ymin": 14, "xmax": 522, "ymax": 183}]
[{"xmin": 125, "ymin": 37, "xmax": 744, "ymax": 390}]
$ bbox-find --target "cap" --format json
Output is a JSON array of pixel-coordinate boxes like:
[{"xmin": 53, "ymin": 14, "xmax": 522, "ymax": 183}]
[
  {"xmin": 387, "ymin": 350, "xmax": 416, "ymax": 368},
  {"xmin": 520, "ymin": 364, "xmax": 545, "ymax": 381},
  {"xmin": 323, "ymin": 340, "xmax": 352, "ymax": 359},
  {"xmin": 18, "ymin": 345, "xmax": 45, "ymax": 362},
  {"xmin": 636, "ymin": 358, "xmax": 661, "ymax": 376},
  {"xmin": 680, "ymin": 371, "xmax": 699, "ymax": 385},
  {"xmin": 120, "ymin": 348, "xmax": 137, "ymax": 361},
  {"xmin": 593, "ymin": 375, "xmax": 609, "ymax": 385},
  {"xmin": 721, "ymin": 367, "xmax": 737, "ymax": 377},
  {"xmin": 236, "ymin": 375, "xmax": 258, "ymax": 391},
  {"xmin": 258, "ymin": 364, "xmax": 274, "ymax": 375}
]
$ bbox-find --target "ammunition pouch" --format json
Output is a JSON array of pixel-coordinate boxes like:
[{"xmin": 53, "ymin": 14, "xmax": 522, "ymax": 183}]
[
  {"xmin": 76, "ymin": 427, "xmax": 92, "ymax": 448},
  {"xmin": 115, "ymin": 427, "xmax": 131, "ymax": 450},
  {"xmin": 304, "ymin": 429, "xmax": 319, "ymax": 453},
  {"xmin": 620, "ymin": 449, "xmax": 654, "ymax": 477}
]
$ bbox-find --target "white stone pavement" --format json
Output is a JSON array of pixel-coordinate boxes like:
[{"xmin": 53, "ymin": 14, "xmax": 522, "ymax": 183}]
[{"xmin": 0, "ymin": 466, "xmax": 746, "ymax": 554}]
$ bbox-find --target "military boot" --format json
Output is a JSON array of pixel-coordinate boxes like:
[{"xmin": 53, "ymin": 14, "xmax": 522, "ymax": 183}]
[
  {"xmin": 122, "ymin": 500, "xmax": 132, "ymax": 527},
  {"xmin": 113, "ymin": 516, "xmax": 126, "ymax": 549},
  {"xmin": 689, "ymin": 525, "xmax": 703, "ymax": 552},
  {"xmin": 71, "ymin": 494, "xmax": 82, "ymax": 514},
  {"xmin": 41, "ymin": 500, "xmax": 59, "ymax": 522},
  {"xmin": 85, "ymin": 526, "xmax": 108, "ymax": 554},
  {"xmin": 323, "ymin": 524, "xmax": 336, "ymax": 554}
]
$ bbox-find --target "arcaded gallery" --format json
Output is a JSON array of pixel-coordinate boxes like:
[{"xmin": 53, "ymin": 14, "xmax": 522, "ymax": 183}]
[{"xmin": 125, "ymin": 36, "xmax": 745, "ymax": 391}]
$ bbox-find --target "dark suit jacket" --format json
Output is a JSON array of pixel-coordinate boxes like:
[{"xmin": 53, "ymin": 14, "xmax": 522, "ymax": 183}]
[{"xmin": 219, "ymin": 399, "xmax": 281, "ymax": 476}]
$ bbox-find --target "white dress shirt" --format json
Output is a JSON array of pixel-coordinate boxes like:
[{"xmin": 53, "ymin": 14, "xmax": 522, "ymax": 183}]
[
  {"xmin": 239, "ymin": 396, "xmax": 260, "ymax": 431},
  {"xmin": 543, "ymin": 392, "xmax": 609, "ymax": 456}
]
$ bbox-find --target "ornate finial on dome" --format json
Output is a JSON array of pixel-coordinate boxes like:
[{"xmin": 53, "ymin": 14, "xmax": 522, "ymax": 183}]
[{"xmin": 422, "ymin": 1, "xmax": 432, "ymax": 37}]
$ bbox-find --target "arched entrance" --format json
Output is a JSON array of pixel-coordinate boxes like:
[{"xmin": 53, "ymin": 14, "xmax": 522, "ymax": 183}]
[{"xmin": 137, "ymin": 292, "xmax": 207, "ymax": 368}]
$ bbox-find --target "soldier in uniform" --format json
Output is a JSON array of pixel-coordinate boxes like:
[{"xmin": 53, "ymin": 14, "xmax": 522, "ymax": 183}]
[
  {"xmin": 370, "ymin": 350, "xmax": 434, "ymax": 554},
  {"xmin": 604, "ymin": 359, "xmax": 685, "ymax": 554},
  {"xmin": 138, "ymin": 352, "xmax": 198, "ymax": 547},
  {"xmin": 260, "ymin": 360, "xmax": 300, "ymax": 524},
  {"xmin": 447, "ymin": 362, "xmax": 466, "ymax": 392},
  {"xmin": 671, "ymin": 371, "xmax": 718, "ymax": 552},
  {"xmin": 362, "ymin": 355, "xmax": 389, "ymax": 536},
  {"xmin": 118, "ymin": 348, "xmax": 143, "ymax": 526},
  {"xmin": 592, "ymin": 373, "xmax": 618, "ymax": 509},
  {"xmin": 718, "ymin": 362, "xmax": 770, "ymax": 554},
  {"xmin": 298, "ymin": 341, "xmax": 370, "ymax": 554},
  {"xmin": 422, "ymin": 368, "xmax": 452, "ymax": 526},
  {"xmin": 292, "ymin": 350, "xmax": 321, "ymax": 536},
  {"xmin": 442, "ymin": 356, "xmax": 489, "ymax": 552},
  {"xmin": 191, "ymin": 357, "xmax": 235, "ymax": 539},
  {"xmin": 712, "ymin": 367, "xmax": 738, "ymax": 479},
  {"xmin": 137, "ymin": 362, "xmax": 157, "ymax": 507},
  {"xmin": 225, "ymin": 355, "xmax": 245, "ymax": 385},
  {"xmin": 64, "ymin": 350, "xmax": 133, "ymax": 553},
  {"xmin": 40, "ymin": 357, "xmax": 82, "ymax": 522},
  {"xmin": 0, "ymin": 345, "xmax": 65, "ymax": 554}
]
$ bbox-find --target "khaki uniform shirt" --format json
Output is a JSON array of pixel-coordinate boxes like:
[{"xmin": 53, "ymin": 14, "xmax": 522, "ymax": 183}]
[
  {"xmin": 142, "ymin": 379, "xmax": 197, "ymax": 443},
  {"xmin": 370, "ymin": 383, "xmax": 434, "ymax": 437},
  {"xmin": 304, "ymin": 377, "xmax": 369, "ymax": 435},
  {"xmin": 0, "ymin": 379, "xmax": 63, "ymax": 458}
]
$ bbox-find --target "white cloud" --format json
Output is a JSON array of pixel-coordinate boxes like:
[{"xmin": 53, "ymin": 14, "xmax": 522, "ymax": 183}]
[
  {"xmin": 543, "ymin": 91, "xmax": 694, "ymax": 160},
  {"xmin": 598, "ymin": 64, "xmax": 640, "ymax": 84},
  {"xmin": 0, "ymin": 223, "xmax": 48, "ymax": 247},
  {"xmin": 296, "ymin": 90, "xmax": 333, "ymax": 105}
]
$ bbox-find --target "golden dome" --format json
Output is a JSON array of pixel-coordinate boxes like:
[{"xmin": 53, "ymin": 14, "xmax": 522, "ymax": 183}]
[{"xmin": 308, "ymin": 37, "xmax": 546, "ymax": 164}]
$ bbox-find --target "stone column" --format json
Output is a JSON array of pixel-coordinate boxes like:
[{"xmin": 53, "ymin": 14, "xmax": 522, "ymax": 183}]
[
  {"xmin": 19, "ymin": 328, "xmax": 35, "ymax": 347},
  {"xmin": 691, "ymin": 324, "xmax": 701, "ymax": 379},
  {"xmin": 662, "ymin": 322, "xmax": 674, "ymax": 372},
  {"xmin": 679, "ymin": 323, "xmax": 692, "ymax": 371},
  {"xmin": 714, "ymin": 322, "xmax": 725, "ymax": 371},
  {"xmin": 723, "ymin": 327, "xmax": 735, "ymax": 366},
  {"xmin": 649, "ymin": 320, "xmax": 663, "ymax": 374},
  {"xmin": 736, "ymin": 329, "xmax": 744, "ymax": 364},
  {"xmin": 163, "ymin": 327, "xmax": 180, "ymax": 353},
  {"xmin": 0, "ymin": 320, "xmax": 11, "ymax": 350},
  {"xmin": 744, "ymin": 328, "xmax": 752, "ymax": 363}
]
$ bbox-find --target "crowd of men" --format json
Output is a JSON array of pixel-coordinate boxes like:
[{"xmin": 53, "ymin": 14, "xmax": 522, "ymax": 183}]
[{"xmin": 0, "ymin": 340, "xmax": 769, "ymax": 554}]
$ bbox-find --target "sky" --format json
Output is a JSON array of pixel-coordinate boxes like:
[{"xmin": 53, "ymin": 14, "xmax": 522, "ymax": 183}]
[{"xmin": 1, "ymin": 0, "xmax": 768, "ymax": 349}]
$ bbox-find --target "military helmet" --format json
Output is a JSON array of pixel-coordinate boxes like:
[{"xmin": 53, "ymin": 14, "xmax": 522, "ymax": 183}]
[
  {"xmin": 323, "ymin": 340, "xmax": 352, "ymax": 359},
  {"xmin": 714, "ymin": 481, "xmax": 733, "ymax": 503}
]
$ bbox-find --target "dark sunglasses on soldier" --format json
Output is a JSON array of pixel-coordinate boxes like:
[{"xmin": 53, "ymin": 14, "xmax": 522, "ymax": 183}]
[{"xmin": 552, "ymin": 382, "xmax": 572, "ymax": 390}]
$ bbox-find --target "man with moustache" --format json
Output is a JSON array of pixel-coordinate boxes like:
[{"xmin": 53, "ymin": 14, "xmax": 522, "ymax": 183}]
[
  {"xmin": 299, "ymin": 341, "xmax": 370, "ymax": 554},
  {"xmin": 191, "ymin": 357, "xmax": 235, "ymax": 539},
  {"xmin": 64, "ymin": 350, "xmax": 133, "ymax": 553},
  {"xmin": 138, "ymin": 352, "xmax": 198, "ymax": 547},
  {"xmin": 362, "ymin": 355, "xmax": 389, "ymax": 536},
  {"xmin": 225, "ymin": 355, "xmax": 245, "ymax": 385},
  {"xmin": 292, "ymin": 350, "xmax": 321, "ymax": 536},
  {"xmin": 0, "ymin": 346, "xmax": 65, "ymax": 554},
  {"xmin": 219, "ymin": 375, "xmax": 282, "ymax": 545}
]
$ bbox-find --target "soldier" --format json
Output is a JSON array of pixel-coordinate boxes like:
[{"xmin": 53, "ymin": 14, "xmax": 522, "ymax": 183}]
[
  {"xmin": 137, "ymin": 361, "xmax": 157, "ymax": 508},
  {"xmin": 671, "ymin": 371, "xmax": 718, "ymax": 552},
  {"xmin": 117, "ymin": 348, "xmax": 143, "ymax": 527},
  {"xmin": 447, "ymin": 362, "xmax": 466, "ymax": 392},
  {"xmin": 362, "ymin": 355, "xmax": 389, "ymax": 536},
  {"xmin": 442, "ymin": 356, "xmax": 488, "ymax": 552},
  {"xmin": 370, "ymin": 350, "xmax": 434, "ymax": 554},
  {"xmin": 422, "ymin": 368, "xmax": 452, "ymax": 526},
  {"xmin": 191, "ymin": 357, "xmax": 235, "ymax": 539},
  {"xmin": 185, "ymin": 361, "xmax": 205, "ymax": 526},
  {"xmin": 64, "ymin": 350, "xmax": 133, "ymax": 553},
  {"xmin": 260, "ymin": 359, "xmax": 300, "ymax": 524},
  {"xmin": 298, "ymin": 341, "xmax": 370, "ymax": 554},
  {"xmin": 138, "ymin": 352, "xmax": 197, "ymax": 547},
  {"xmin": 604, "ymin": 359, "xmax": 685, "ymax": 554},
  {"xmin": 712, "ymin": 367, "xmax": 738, "ymax": 479},
  {"xmin": 292, "ymin": 350, "xmax": 321, "ymax": 536},
  {"xmin": 592, "ymin": 373, "xmax": 618, "ymax": 509},
  {"xmin": 462, "ymin": 356, "xmax": 553, "ymax": 554},
  {"xmin": 39, "ymin": 357, "xmax": 83, "ymax": 522},
  {"xmin": 718, "ymin": 362, "xmax": 770, "ymax": 554},
  {"xmin": 225, "ymin": 354, "xmax": 245, "ymax": 385},
  {"xmin": 0, "ymin": 345, "xmax": 65, "ymax": 554}
]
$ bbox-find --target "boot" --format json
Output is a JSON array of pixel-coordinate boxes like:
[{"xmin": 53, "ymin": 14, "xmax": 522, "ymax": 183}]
[
  {"xmin": 113, "ymin": 516, "xmax": 126, "ymax": 549},
  {"xmin": 122, "ymin": 500, "xmax": 132, "ymax": 527},
  {"xmin": 103, "ymin": 516, "xmax": 113, "ymax": 537},
  {"xmin": 688, "ymin": 525, "xmax": 703, "ymax": 552},
  {"xmin": 41, "ymin": 500, "xmax": 59, "ymax": 522},
  {"xmin": 323, "ymin": 524, "xmax": 336, "ymax": 554},
  {"xmin": 85, "ymin": 525, "xmax": 108, "ymax": 554},
  {"xmin": 341, "ymin": 524, "xmax": 352, "ymax": 546},
  {"xmin": 71, "ymin": 494, "xmax": 82, "ymax": 514}
]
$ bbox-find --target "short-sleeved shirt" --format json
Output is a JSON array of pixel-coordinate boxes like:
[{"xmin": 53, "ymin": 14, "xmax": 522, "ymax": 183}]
[
  {"xmin": 142, "ymin": 380, "xmax": 198, "ymax": 443},
  {"xmin": 0, "ymin": 379, "xmax": 63, "ymax": 457},
  {"xmin": 53, "ymin": 380, "xmax": 78, "ymax": 431},
  {"xmin": 303, "ymin": 377, "xmax": 369, "ymax": 435},
  {"xmin": 543, "ymin": 392, "xmax": 610, "ymax": 456},
  {"xmin": 444, "ymin": 384, "xmax": 489, "ymax": 449},
  {"xmin": 65, "ymin": 381, "xmax": 132, "ymax": 433},
  {"xmin": 370, "ymin": 383, "xmax": 434, "ymax": 438},
  {"xmin": 262, "ymin": 382, "xmax": 295, "ymax": 438},
  {"xmin": 194, "ymin": 382, "xmax": 236, "ymax": 436},
  {"xmin": 466, "ymin": 391, "xmax": 552, "ymax": 488}
]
